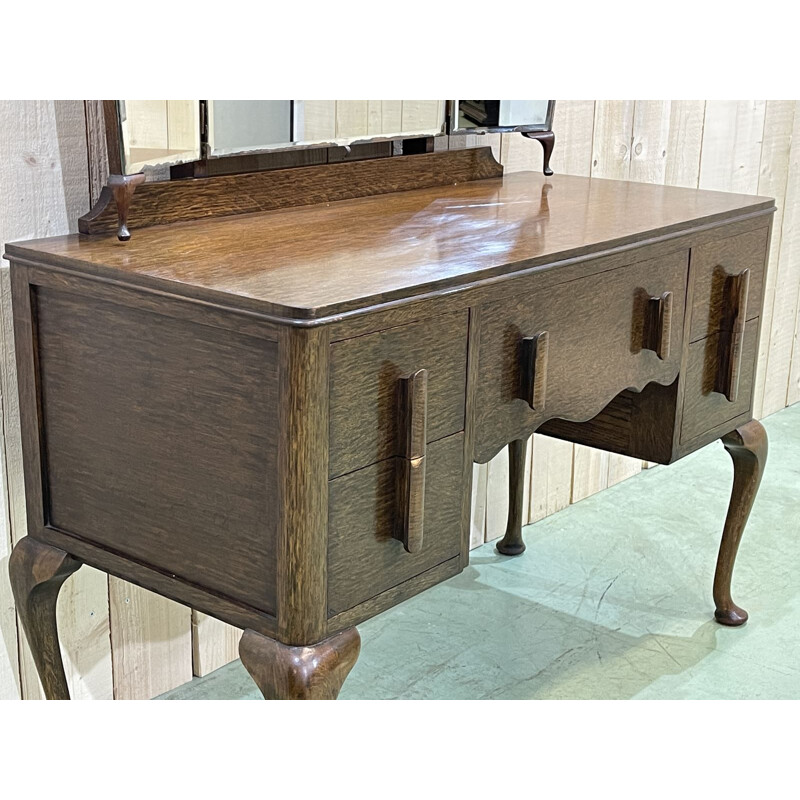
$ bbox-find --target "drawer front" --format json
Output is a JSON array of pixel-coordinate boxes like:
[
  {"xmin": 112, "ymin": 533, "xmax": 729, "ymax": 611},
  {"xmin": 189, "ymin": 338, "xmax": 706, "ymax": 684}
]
[
  {"xmin": 680, "ymin": 320, "xmax": 759, "ymax": 443},
  {"xmin": 475, "ymin": 251, "xmax": 688, "ymax": 461},
  {"xmin": 329, "ymin": 310, "xmax": 468, "ymax": 478},
  {"xmin": 327, "ymin": 432, "xmax": 464, "ymax": 617},
  {"xmin": 689, "ymin": 227, "xmax": 769, "ymax": 342}
]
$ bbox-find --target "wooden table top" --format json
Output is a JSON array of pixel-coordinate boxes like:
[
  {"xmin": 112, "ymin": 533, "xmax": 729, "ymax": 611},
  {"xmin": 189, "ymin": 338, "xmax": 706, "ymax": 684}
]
[{"xmin": 6, "ymin": 171, "xmax": 774, "ymax": 322}]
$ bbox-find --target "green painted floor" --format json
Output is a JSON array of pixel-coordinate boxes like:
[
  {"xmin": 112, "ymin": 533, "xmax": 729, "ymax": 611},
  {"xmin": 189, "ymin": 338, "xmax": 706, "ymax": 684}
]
[{"xmin": 159, "ymin": 404, "xmax": 800, "ymax": 700}]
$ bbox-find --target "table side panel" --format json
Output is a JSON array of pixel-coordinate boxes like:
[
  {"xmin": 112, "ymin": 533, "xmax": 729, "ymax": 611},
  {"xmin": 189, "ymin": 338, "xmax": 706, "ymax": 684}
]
[{"xmin": 34, "ymin": 286, "xmax": 279, "ymax": 614}]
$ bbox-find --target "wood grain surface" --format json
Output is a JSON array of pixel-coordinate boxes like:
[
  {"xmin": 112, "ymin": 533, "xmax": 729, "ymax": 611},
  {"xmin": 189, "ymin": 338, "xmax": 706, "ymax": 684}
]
[
  {"xmin": 329, "ymin": 311, "xmax": 468, "ymax": 477},
  {"xmin": 689, "ymin": 227, "xmax": 769, "ymax": 342},
  {"xmin": 6, "ymin": 171, "xmax": 773, "ymax": 322},
  {"xmin": 35, "ymin": 286, "xmax": 280, "ymax": 613},
  {"xmin": 680, "ymin": 322, "xmax": 760, "ymax": 443},
  {"xmin": 474, "ymin": 250, "xmax": 689, "ymax": 461},
  {"xmin": 79, "ymin": 147, "xmax": 503, "ymax": 235},
  {"xmin": 327, "ymin": 433, "xmax": 463, "ymax": 616}
]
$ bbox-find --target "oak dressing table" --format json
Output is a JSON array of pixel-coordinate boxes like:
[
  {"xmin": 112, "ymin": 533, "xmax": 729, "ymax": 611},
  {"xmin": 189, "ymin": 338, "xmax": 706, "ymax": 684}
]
[{"xmin": 6, "ymin": 148, "xmax": 773, "ymax": 699}]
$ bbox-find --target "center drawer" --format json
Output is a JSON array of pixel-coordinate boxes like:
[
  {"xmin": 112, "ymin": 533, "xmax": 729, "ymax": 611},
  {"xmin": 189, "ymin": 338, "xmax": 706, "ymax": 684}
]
[
  {"xmin": 474, "ymin": 250, "xmax": 689, "ymax": 461},
  {"xmin": 329, "ymin": 310, "xmax": 469, "ymax": 478}
]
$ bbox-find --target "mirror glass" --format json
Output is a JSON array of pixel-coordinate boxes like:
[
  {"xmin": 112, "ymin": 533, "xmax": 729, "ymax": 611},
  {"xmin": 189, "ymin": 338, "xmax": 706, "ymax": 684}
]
[
  {"xmin": 119, "ymin": 100, "xmax": 201, "ymax": 174},
  {"xmin": 453, "ymin": 100, "xmax": 552, "ymax": 133},
  {"xmin": 207, "ymin": 100, "xmax": 445, "ymax": 157}
]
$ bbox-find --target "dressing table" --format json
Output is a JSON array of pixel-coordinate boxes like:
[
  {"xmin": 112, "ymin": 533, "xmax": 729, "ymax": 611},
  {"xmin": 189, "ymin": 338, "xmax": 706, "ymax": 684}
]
[{"xmin": 6, "ymin": 143, "xmax": 773, "ymax": 700}]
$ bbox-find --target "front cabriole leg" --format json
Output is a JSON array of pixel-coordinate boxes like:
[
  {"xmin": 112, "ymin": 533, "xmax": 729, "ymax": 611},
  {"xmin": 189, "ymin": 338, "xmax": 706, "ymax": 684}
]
[
  {"xmin": 9, "ymin": 537, "xmax": 83, "ymax": 699},
  {"xmin": 496, "ymin": 438, "xmax": 528, "ymax": 556},
  {"xmin": 239, "ymin": 628, "xmax": 361, "ymax": 700},
  {"xmin": 714, "ymin": 419, "xmax": 768, "ymax": 626}
]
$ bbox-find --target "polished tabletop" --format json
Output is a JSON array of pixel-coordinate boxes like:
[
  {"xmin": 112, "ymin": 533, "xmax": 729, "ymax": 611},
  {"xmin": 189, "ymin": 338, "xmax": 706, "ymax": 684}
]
[{"xmin": 6, "ymin": 171, "xmax": 774, "ymax": 321}]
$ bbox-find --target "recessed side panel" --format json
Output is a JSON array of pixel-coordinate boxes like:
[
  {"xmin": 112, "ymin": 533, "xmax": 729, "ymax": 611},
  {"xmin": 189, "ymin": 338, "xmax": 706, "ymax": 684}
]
[{"xmin": 35, "ymin": 287, "xmax": 278, "ymax": 614}]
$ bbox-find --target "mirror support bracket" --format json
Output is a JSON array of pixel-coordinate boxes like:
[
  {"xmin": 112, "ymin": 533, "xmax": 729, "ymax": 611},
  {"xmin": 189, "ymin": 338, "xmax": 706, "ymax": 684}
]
[{"xmin": 521, "ymin": 130, "xmax": 555, "ymax": 177}]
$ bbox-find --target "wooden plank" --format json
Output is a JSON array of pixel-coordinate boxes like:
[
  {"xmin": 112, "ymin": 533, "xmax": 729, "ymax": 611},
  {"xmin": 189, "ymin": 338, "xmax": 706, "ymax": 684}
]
[
  {"xmin": 765, "ymin": 101, "xmax": 800, "ymax": 411},
  {"xmin": 0, "ymin": 100, "xmax": 115, "ymax": 700},
  {"xmin": 191, "ymin": 611, "xmax": 242, "ymax": 677},
  {"xmin": 571, "ymin": 444, "xmax": 610, "ymax": 503},
  {"xmin": 470, "ymin": 463, "xmax": 488, "ymax": 549},
  {"xmin": 551, "ymin": 100, "xmax": 595, "ymax": 176},
  {"xmin": 0, "ymin": 385, "xmax": 20, "ymax": 698},
  {"xmin": 699, "ymin": 101, "xmax": 766, "ymax": 193},
  {"xmin": 664, "ymin": 100, "xmax": 706, "ymax": 188},
  {"xmin": 484, "ymin": 446, "xmax": 509, "ymax": 542},
  {"xmin": 590, "ymin": 100, "xmax": 640, "ymax": 489},
  {"xmin": 752, "ymin": 102, "xmax": 796, "ymax": 416},
  {"xmin": 110, "ymin": 578, "xmax": 192, "ymax": 699},
  {"xmin": 591, "ymin": 100, "xmax": 635, "ymax": 181},
  {"xmin": 630, "ymin": 100, "xmax": 672, "ymax": 184},
  {"xmin": 528, "ymin": 435, "xmax": 573, "ymax": 523}
]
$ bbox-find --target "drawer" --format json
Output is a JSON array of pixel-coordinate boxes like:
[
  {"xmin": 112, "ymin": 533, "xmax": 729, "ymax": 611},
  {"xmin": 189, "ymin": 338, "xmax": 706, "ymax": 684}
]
[
  {"xmin": 329, "ymin": 310, "xmax": 468, "ymax": 478},
  {"xmin": 327, "ymin": 432, "xmax": 464, "ymax": 617},
  {"xmin": 475, "ymin": 251, "xmax": 688, "ymax": 461},
  {"xmin": 680, "ymin": 320, "xmax": 759, "ymax": 443},
  {"xmin": 689, "ymin": 227, "xmax": 769, "ymax": 342}
]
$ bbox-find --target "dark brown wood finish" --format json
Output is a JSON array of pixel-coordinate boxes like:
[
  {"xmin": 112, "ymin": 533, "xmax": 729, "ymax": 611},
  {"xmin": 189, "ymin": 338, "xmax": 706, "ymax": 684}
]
[
  {"xmin": 689, "ymin": 227, "xmax": 768, "ymax": 342},
  {"xmin": 276, "ymin": 325, "xmax": 330, "ymax": 645},
  {"xmin": 8, "ymin": 159, "xmax": 773, "ymax": 324},
  {"xmin": 329, "ymin": 311, "xmax": 468, "ymax": 477},
  {"xmin": 239, "ymin": 627, "xmax": 361, "ymax": 700},
  {"xmin": 5, "ymin": 165, "xmax": 776, "ymax": 700},
  {"xmin": 78, "ymin": 147, "xmax": 504, "ymax": 236},
  {"xmin": 496, "ymin": 439, "xmax": 529, "ymax": 556},
  {"xmin": 8, "ymin": 537, "xmax": 82, "ymax": 700},
  {"xmin": 522, "ymin": 130, "xmax": 555, "ymax": 176},
  {"xmin": 395, "ymin": 369, "xmax": 428, "ymax": 554},
  {"xmin": 107, "ymin": 173, "xmax": 146, "ymax": 241},
  {"xmin": 714, "ymin": 419, "xmax": 768, "ymax": 626},
  {"xmin": 35, "ymin": 286, "xmax": 280, "ymax": 613},
  {"xmin": 327, "ymin": 434, "xmax": 463, "ymax": 617},
  {"xmin": 680, "ymin": 323, "xmax": 759, "ymax": 444},
  {"xmin": 474, "ymin": 250, "xmax": 689, "ymax": 462}
]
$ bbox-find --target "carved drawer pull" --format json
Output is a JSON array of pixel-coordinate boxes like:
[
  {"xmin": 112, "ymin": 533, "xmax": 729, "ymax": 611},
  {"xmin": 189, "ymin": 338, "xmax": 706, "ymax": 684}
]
[
  {"xmin": 395, "ymin": 369, "xmax": 428, "ymax": 554},
  {"xmin": 644, "ymin": 291, "xmax": 673, "ymax": 360},
  {"xmin": 716, "ymin": 268, "xmax": 750, "ymax": 403},
  {"xmin": 521, "ymin": 332, "xmax": 549, "ymax": 411}
]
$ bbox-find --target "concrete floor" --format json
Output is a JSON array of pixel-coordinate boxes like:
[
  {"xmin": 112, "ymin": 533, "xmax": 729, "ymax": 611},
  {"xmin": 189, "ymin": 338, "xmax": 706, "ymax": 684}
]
[{"xmin": 159, "ymin": 404, "xmax": 800, "ymax": 700}]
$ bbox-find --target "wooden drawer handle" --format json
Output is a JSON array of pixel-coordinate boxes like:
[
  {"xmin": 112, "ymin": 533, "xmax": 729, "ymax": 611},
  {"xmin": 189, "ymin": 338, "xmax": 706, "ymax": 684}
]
[
  {"xmin": 644, "ymin": 291, "xmax": 673, "ymax": 360},
  {"xmin": 521, "ymin": 332, "xmax": 549, "ymax": 411},
  {"xmin": 716, "ymin": 268, "xmax": 750, "ymax": 403},
  {"xmin": 395, "ymin": 369, "xmax": 428, "ymax": 554}
]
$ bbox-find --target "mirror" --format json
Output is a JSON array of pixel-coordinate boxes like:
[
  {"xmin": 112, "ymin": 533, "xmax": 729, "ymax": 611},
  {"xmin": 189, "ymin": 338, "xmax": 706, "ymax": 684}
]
[
  {"xmin": 118, "ymin": 100, "xmax": 201, "ymax": 174},
  {"xmin": 113, "ymin": 100, "xmax": 553, "ymax": 174},
  {"xmin": 207, "ymin": 100, "xmax": 446, "ymax": 157},
  {"xmin": 450, "ymin": 100, "xmax": 554, "ymax": 134}
]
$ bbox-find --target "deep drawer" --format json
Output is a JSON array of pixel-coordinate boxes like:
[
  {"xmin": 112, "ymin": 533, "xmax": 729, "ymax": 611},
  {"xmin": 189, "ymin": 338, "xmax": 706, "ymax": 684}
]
[
  {"xmin": 689, "ymin": 227, "xmax": 769, "ymax": 343},
  {"xmin": 474, "ymin": 250, "xmax": 688, "ymax": 462},
  {"xmin": 329, "ymin": 310, "xmax": 468, "ymax": 478},
  {"xmin": 680, "ymin": 320, "xmax": 759, "ymax": 443},
  {"xmin": 327, "ymin": 432, "xmax": 464, "ymax": 617}
]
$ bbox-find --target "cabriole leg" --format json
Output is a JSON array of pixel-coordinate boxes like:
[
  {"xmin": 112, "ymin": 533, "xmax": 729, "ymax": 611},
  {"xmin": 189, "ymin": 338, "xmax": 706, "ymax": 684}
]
[
  {"xmin": 8, "ymin": 537, "xmax": 82, "ymax": 699},
  {"xmin": 496, "ymin": 438, "xmax": 528, "ymax": 556},
  {"xmin": 239, "ymin": 627, "xmax": 361, "ymax": 700},
  {"xmin": 714, "ymin": 419, "xmax": 768, "ymax": 626}
]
